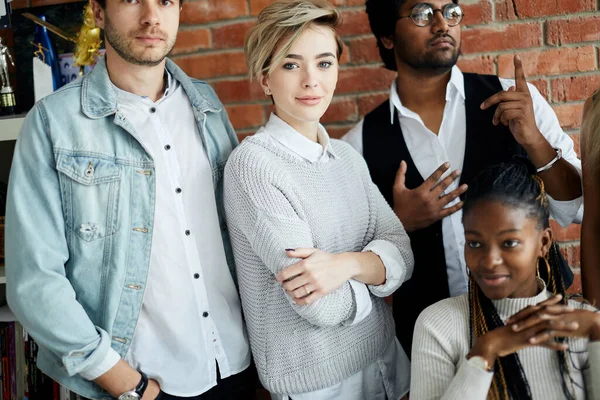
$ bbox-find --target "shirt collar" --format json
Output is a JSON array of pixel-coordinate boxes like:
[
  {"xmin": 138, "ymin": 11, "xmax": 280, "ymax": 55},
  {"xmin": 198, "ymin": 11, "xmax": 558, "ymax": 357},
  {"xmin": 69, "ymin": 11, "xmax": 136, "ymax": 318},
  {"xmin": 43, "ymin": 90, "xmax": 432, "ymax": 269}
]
[
  {"xmin": 111, "ymin": 68, "xmax": 175, "ymax": 105},
  {"xmin": 388, "ymin": 65, "xmax": 465, "ymax": 124},
  {"xmin": 264, "ymin": 113, "xmax": 339, "ymax": 163}
]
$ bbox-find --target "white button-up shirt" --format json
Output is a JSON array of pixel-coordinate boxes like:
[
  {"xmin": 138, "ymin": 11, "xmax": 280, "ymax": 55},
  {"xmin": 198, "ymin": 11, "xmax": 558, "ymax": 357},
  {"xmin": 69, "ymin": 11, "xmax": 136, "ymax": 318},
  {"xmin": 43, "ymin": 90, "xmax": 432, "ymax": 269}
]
[
  {"xmin": 80, "ymin": 72, "xmax": 251, "ymax": 396},
  {"xmin": 342, "ymin": 66, "xmax": 583, "ymax": 297},
  {"xmin": 258, "ymin": 113, "xmax": 410, "ymax": 400}
]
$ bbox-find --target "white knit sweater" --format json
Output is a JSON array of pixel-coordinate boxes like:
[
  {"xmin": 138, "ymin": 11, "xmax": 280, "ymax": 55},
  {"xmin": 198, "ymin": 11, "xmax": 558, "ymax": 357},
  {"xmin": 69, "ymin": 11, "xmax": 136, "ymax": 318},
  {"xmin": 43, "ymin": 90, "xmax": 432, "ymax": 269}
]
[
  {"xmin": 411, "ymin": 286, "xmax": 600, "ymax": 399},
  {"xmin": 223, "ymin": 135, "xmax": 414, "ymax": 394}
]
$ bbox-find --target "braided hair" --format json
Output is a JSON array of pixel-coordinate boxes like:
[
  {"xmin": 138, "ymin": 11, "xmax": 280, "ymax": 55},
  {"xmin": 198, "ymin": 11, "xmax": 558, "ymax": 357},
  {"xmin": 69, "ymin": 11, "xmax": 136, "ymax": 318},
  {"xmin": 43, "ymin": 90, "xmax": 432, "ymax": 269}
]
[{"xmin": 463, "ymin": 161, "xmax": 575, "ymax": 400}]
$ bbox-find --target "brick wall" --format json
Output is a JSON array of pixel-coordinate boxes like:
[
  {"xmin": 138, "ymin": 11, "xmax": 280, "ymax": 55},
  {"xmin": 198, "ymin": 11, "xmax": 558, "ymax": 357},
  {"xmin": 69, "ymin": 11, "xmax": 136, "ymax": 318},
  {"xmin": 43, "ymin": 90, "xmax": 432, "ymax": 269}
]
[
  {"xmin": 2, "ymin": 0, "xmax": 597, "ymax": 289},
  {"xmin": 172, "ymin": 0, "xmax": 599, "ymax": 292}
]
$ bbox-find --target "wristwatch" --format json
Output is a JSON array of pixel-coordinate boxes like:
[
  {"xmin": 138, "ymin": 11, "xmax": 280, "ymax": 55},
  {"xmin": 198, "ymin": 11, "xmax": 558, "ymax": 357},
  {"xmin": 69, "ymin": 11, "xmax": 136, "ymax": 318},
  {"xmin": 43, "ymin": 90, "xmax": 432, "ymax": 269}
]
[{"xmin": 118, "ymin": 370, "xmax": 148, "ymax": 400}]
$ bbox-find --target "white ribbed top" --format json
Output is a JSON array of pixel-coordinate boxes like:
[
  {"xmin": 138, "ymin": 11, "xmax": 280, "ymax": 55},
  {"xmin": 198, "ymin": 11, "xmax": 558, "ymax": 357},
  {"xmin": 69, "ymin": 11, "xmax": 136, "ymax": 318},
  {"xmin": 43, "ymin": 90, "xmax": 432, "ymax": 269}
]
[{"xmin": 411, "ymin": 286, "xmax": 600, "ymax": 399}]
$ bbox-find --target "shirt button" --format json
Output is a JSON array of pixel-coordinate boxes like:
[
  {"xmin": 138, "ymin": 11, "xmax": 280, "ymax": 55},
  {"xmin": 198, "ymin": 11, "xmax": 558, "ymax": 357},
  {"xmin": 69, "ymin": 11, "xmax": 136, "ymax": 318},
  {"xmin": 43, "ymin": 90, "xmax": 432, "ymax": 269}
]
[
  {"xmin": 175, "ymin": 188, "xmax": 182, "ymax": 194},
  {"xmin": 150, "ymin": 107, "xmax": 156, "ymax": 113},
  {"xmin": 185, "ymin": 230, "xmax": 191, "ymax": 236},
  {"xmin": 202, "ymin": 312, "xmax": 209, "ymax": 318},
  {"xmin": 193, "ymin": 273, "xmax": 200, "ymax": 279},
  {"xmin": 164, "ymin": 144, "xmax": 171, "ymax": 151}
]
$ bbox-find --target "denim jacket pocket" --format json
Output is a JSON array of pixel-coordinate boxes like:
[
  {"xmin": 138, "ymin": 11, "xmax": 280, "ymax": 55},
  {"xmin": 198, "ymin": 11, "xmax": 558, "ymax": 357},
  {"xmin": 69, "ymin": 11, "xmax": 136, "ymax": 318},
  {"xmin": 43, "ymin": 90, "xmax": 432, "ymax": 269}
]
[{"xmin": 56, "ymin": 153, "xmax": 122, "ymax": 242}]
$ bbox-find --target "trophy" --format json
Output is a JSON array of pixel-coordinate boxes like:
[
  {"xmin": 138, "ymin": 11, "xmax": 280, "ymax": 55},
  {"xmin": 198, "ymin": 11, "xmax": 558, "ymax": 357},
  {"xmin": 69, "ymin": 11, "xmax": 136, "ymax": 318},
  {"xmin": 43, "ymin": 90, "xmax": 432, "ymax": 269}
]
[{"xmin": 0, "ymin": 37, "xmax": 16, "ymax": 115}]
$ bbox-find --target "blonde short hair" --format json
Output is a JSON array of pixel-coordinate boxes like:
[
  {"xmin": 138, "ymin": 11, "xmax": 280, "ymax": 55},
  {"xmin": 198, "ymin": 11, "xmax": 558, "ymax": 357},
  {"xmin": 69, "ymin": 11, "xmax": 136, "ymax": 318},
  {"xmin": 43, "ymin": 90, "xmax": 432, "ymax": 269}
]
[
  {"xmin": 583, "ymin": 91, "xmax": 600, "ymax": 173},
  {"xmin": 244, "ymin": 0, "xmax": 343, "ymax": 81}
]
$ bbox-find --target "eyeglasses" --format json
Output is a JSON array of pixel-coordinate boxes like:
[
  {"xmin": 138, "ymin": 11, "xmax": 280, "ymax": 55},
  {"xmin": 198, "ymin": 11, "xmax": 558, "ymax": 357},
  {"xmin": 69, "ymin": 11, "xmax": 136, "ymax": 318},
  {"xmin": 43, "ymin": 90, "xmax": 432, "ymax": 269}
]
[{"xmin": 397, "ymin": 3, "xmax": 464, "ymax": 27}]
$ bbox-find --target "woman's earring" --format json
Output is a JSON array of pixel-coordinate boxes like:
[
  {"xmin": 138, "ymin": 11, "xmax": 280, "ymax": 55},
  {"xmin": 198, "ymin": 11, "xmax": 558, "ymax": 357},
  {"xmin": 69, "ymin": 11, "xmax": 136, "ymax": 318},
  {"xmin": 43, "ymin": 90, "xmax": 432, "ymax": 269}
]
[
  {"xmin": 265, "ymin": 89, "xmax": 271, "ymax": 97},
  {"xmin": 536, "ymin": 257, "xmax": 541, "ymax": 278}
]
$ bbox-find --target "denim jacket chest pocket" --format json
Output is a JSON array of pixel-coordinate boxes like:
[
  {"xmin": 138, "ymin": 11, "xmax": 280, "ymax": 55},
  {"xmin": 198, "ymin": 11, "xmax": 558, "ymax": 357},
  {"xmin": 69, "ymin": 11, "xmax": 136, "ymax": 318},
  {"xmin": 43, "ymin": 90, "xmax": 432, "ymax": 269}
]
[{"xmin": 55, "ymin": 153, "xmax": 122, "ymax": 242}]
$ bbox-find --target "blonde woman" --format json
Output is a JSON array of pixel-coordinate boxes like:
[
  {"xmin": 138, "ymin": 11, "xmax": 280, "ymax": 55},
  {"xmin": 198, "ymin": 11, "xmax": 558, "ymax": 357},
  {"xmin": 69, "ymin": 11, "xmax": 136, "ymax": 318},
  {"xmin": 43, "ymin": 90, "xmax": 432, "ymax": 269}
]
[
  {"xmin": 223, "ymin": 1, "xmax": 414, "ymax": 399},
  {"xmin": 582, "ymin": 90, "xmax": 600, "ymax": 305}
]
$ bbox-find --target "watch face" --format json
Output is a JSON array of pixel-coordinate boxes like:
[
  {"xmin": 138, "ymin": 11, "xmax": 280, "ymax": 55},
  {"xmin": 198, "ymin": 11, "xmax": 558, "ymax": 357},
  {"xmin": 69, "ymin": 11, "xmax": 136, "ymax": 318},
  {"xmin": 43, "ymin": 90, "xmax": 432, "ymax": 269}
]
[{"xmin": 118, "ymin": 392, "xmax": 140, "ymax": 400}]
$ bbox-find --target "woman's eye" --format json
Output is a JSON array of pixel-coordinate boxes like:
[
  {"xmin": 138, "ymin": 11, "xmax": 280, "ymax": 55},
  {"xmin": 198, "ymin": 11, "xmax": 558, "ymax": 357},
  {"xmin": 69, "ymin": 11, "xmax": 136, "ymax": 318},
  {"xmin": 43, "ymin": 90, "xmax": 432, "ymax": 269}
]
[
  {"xmin": 283, "ymin": 63, "xmax": 298, "ymax": 70},
  {"xmin": 161, "ymin": 0, "xmax": 173, "ymax": 5},
  {"xmin": 467, "ymin": 241, "xmax": 481, "ymax": 249},
  {"xmin": 503, "ymin": 240, "xmax": 519, "ymax": 248},
  {"xmin": 318, "ymin": 61, "xmax": 333, "ymax": 68}
]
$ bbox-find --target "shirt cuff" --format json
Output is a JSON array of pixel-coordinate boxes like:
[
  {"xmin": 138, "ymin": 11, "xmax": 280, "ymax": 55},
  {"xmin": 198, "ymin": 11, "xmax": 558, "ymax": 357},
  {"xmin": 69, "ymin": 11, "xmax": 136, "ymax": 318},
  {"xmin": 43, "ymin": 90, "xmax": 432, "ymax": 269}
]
[
  {"xmin": 447, "ymin": 356, "xmax": 494, "ymax": 396},
  {"xmin": 547, "ymin": 194, "xmax": 583, "ymax": 227},
  {"xmin": 364, "ymin": 240, "xmax": 408, "ymax": 297},
  {"xmin": 78, "ymin": 347, "xmax": 121, "ymax": 381},
  {"xmin": 343, "ymin": 279, "xmax": 373, "ymax": 326}
]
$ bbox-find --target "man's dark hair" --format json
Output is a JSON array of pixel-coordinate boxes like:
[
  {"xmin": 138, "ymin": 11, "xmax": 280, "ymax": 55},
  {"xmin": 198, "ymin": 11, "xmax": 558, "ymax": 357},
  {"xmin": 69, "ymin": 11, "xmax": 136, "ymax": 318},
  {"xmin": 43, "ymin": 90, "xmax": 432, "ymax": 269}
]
[{"xmin": 365, "ymin": 0, "xmax": 458, "ymax": 71}]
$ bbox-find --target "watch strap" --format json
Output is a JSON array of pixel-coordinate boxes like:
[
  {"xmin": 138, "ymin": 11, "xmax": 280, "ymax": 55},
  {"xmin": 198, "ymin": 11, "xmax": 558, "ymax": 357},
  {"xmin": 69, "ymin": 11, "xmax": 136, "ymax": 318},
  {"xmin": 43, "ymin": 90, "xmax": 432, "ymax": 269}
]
[{"xmin": 135, "ymin": 370, "xmax": 149, "ymax": 397}]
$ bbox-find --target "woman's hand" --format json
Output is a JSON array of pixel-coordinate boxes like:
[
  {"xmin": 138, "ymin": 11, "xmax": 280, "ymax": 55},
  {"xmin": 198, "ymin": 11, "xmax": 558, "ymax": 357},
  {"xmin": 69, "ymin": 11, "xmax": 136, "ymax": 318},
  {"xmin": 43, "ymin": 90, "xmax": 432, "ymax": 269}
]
[
  {"xmin": 509, "ymin": 299, "xmax": 600, "ymax": 342},
  {"xmin": 276, "ymin": 248, "xmax": 354, "ymax": 305},
  {"xmin": 469, "ymin": 295, "xmax": 578, "ymax": 366}
]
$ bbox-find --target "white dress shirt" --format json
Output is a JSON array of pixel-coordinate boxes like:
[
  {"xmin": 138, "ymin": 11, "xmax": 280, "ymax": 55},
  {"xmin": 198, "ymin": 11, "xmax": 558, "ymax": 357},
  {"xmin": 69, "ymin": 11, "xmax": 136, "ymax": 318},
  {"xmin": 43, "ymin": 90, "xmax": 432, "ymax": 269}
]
[
  {"xmin": 342, "ymin": 66, "xmax": 583, "ymax": 297},
  {"xmin": 79, "ymin": 72, "xmax": 251, "ymax": 396},
  {"xmin": 258, "ymin": 113, "xmax": 410, "ymax": 400}
]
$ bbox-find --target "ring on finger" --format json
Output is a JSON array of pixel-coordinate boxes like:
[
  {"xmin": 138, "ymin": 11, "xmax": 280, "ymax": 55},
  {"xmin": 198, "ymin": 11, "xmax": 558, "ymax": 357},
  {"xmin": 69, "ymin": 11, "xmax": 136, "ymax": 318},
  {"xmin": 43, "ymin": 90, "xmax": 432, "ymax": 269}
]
[{"xmin": 304, "ymin": 285, "xmax": 311, "ymax": 296}]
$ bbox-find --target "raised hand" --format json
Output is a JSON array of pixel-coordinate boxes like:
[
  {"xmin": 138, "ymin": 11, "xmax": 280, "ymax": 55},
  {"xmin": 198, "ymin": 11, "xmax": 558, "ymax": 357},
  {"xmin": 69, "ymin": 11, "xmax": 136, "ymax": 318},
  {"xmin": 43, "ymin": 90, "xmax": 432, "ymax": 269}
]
[
  {"xmin": 480, "ymin": 54, "xmax": 544, "ymax": 148},
  {"xmin": 468, "ymin": 295, "xmax": 580, "ymax": 367},
  {"xmin": 392, "ymin": 160, "xmax": 467, "ymax": 232}
]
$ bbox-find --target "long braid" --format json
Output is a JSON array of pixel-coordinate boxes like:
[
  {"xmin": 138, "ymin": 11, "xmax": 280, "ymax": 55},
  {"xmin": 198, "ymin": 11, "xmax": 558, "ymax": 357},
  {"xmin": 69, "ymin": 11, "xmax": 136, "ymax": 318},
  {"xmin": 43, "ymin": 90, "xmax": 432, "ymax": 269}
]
[{"xmin": 464, "ymin": 161, "xmax": 576, "ymax": 399}]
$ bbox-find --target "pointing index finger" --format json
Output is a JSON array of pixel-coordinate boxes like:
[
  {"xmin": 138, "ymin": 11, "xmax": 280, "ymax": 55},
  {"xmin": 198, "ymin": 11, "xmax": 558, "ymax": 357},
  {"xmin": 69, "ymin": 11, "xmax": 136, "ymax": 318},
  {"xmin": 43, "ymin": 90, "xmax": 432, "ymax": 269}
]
[{"xmin": 514, "ymin": 54, "xmax": 530, "ymax": 94}]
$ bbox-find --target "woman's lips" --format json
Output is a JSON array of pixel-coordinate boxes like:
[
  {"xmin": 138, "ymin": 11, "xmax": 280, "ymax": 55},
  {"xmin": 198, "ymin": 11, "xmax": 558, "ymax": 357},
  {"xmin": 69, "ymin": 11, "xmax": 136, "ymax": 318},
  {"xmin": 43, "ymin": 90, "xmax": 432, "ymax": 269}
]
[
  {"xmin": 296, "ymin": 97, "xmax": 323, "ymax": 106},
  {"xmin": 479, "ymin": 275, "xmax": 509, "ymax": 287}
]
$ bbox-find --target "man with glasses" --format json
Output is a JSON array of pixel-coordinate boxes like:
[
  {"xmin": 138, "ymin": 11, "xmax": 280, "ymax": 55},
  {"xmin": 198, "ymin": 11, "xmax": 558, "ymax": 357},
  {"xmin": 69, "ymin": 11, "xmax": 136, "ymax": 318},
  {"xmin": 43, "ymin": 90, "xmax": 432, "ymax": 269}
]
[{"xmin": 342, "ymin": 0, "xmax": 583, "ymax": 357}]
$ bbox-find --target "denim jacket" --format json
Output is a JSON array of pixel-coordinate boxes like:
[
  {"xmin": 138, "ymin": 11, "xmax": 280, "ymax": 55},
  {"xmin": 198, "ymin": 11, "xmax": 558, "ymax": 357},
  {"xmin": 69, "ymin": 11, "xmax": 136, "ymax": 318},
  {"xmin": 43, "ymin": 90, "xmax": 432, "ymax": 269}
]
[{"xmin": 5, "ymin": 57, "xmax": 238, "ymax": 399}]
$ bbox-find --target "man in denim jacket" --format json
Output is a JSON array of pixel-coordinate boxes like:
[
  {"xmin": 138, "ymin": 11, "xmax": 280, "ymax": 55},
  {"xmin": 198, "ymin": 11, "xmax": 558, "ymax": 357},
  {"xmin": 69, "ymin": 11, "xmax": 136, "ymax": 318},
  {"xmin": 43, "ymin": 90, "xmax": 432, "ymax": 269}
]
[{"xmin": 5, "ymin": 0, "xmax": 254, "ymax": 399}]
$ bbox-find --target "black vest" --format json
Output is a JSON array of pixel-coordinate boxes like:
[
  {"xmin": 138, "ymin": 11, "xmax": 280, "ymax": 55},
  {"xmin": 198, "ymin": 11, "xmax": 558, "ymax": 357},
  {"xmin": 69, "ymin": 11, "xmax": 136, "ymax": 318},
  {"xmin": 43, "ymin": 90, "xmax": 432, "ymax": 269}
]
[{"xmin": 362, "ymin": 73, "xmax": 525, "ymax": 356}]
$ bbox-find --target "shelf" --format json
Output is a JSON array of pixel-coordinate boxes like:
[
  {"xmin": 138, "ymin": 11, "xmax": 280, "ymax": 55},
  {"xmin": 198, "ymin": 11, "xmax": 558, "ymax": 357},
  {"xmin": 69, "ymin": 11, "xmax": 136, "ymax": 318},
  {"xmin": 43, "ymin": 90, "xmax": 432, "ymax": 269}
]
[
  {"xmin": 0, "ymin": 115, "xmax": 26, "ymax": 142},
  {"xmin": 0, "ymin": 265, "xmax": 4, "ymax": 284},
  {"xmin": 0, "ymin": 305, "xmax": 14, "ymax": 322}
]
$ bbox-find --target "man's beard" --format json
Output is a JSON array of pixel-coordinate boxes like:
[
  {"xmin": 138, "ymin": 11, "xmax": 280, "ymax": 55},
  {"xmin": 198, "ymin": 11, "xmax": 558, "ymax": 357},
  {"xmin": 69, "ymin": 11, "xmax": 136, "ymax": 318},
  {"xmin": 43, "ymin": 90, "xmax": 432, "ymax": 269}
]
[
  {"xmin": 395, "ymin": 34, "xmax": 461, "ymax": 74},
  {"xmin": 104, "ymin": 17, "xmax": 176, "ymax": 67}
]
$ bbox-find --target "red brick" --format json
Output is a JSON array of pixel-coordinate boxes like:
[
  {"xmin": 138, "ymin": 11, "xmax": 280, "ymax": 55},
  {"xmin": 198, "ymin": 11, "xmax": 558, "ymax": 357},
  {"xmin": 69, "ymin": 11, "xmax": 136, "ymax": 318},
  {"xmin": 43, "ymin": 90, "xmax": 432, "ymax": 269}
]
[
  {"xmin": 462, "ymin": 23, "xmax": 542, "ymax": 54},
  {"xmin": 339, "ymin": 42, "xmax": 351, "ymax": 66},
  {"xmin": 212, "ymin": 79, "xmax": 265, "ymax": 103},
  {"xmin": 558, "ymin": 244, "xmax": 581, "ymax": 267},
  {"xmin": 497, "ymin": 47, "xmax": 596, "ymax": 78},
  {"xmin": 496, "ymin": 0, "xmax": 595, "ymax": 20},
  {"xmin": 347, "ymin": 37, "xmax": 380, "ymax": 64},
  {"xmin": 225, "ymin": 104, "xmax": 265, "ymax": 130},
  {"xmin": 212, "ymin": 21, "xmax": 255, "ymax": 50},
  {"xmin": 250, "ymin": 0, "xmax": 343, "ymax": 16},
  {"xmin": 552, "ymin": 75, "xmax": 600, "ymax": 103},
  {"xmin": 174, "ymin": 51, "xmax": 247, "ymax": 79},
  {"xmin": 462, "ymin": 1, "xmax": 493, "ymax": 26},
  {"xmin": 9, "ymin": 0, "xmax": 29, "ymax": 8},
  {"xmin": 551, "ymin": 103, "xmax": 585, "ymax": 130},
  {"xmin": 171, "ymin": 28, "xmax": 211, "ymax": 55},
  {"xmin": 338, "ymin": 10, "xmax": 372, "ymax": 37},
  {"xmin": 324, "ymin": 124, "xmax": 356, "ymax": 139},
  {"xmin": 547, "ymin": 16, "xmax": 600, "ymax": 46},
  {"xmin": 358, "ymin": 92, "xmax": 389, "ymax": 116},
  {"xmin": 550, "ymin": 220, "xmax": 581, "ymax": 242},
  {"xmin": 337, "ymin": 67, "xmax": 396, "ymax": 94},
  {"xmin": 457, "ymin": 55, "xmax": 495, "ymax": 75},
  {"xmin": 180, "ymin": 0, "xmax": 248, "ymax": 25},
  {"xmin": 529, "ymin": 79, "xmax": 549, "ymax": 101},
  {"xmin": 321, "ymin": 97, "xmax": 358, "ymax": 124}
]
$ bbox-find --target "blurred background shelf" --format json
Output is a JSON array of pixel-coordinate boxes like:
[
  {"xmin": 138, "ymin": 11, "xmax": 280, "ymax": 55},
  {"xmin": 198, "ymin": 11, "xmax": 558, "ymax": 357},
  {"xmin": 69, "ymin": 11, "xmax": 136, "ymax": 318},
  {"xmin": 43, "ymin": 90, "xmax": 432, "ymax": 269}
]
[{"xmin": 0, "ymin": 115, "xmax": 25, "ymax": 142}]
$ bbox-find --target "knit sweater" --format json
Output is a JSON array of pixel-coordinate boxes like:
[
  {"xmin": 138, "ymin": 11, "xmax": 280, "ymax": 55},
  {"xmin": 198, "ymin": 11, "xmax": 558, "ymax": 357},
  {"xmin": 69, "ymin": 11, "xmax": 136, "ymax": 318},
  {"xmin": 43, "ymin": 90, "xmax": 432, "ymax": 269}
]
[
  {"xmin": 223, "ymin": 135, "xmax": 414, "ymax": 394},
  {"xmin": 411, "ymin": 285, "xmax": 600, "ymax": 399}
]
